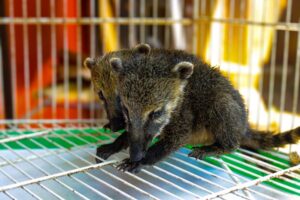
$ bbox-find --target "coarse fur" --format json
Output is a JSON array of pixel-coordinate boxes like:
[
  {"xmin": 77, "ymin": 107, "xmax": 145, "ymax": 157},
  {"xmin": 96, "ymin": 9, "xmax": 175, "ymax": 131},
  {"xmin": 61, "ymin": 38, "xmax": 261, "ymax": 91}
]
[
  {"xmin": 87, "ymin": 44, "xmax": 300, "ymax": 172},
  {"xmin": 84, "ymin": 44, "xmax": 152, "ymax": 161},
  {"xmin": 113, "ymin": 45, "xmax": 300, "ymax": 172}
]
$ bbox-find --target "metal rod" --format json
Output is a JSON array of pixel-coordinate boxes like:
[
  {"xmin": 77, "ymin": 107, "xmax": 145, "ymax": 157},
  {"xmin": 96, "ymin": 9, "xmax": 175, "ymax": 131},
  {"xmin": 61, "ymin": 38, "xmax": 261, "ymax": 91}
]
[
  {"xmin": 0, "ymin": 130, "xmax": 49, "ymax": 143},
  {"xmin": 50, "ymin": 0, "xmax": 57, "ymax": 120},
  {"xmin": 22, "ymin": 0, "xmax": 30, "ymax": 119},
  {"xmin": 36, "ymin": 0, "xmax": 43, "ymax": 119},
  {"xmin": 8, "ymin": 0, "xmax": 17, "ymax": 119},
  {"xmin": 63, "ymin": 0, "xmax": 70, "ymax": 120},
  {"xmin": 201, "ymin": 164, "xmax": 300, "ymax": 200},
  {"xmin": 0, "ymin": 17, "xmax": 298, "ymax": 31},
  {"xmin": 279, "ymin": 0, "xmax": 292, "ymax": 131},
  {"xmin": 77, "ymin": 0, "xmax": 82, "ymax": 121},
  {"xmin": 0, "ymin": 160, "xmax": 117, "ymax": 192}
]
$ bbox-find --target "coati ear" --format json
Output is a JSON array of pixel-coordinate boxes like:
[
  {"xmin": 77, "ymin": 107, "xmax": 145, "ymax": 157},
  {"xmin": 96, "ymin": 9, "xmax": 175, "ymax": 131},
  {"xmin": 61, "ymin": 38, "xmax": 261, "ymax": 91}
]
[
  {"xmin": 172, "ymin": 61, "xmax": 194, "ymax": 79},
  {"xmin": 84, "ymin": 57, "xmax": 96, "ymax": 70},
  {"xmin": 133, "ymin": 43, "xmax": 151, "ymax": 55},
  {"xmin": 109, "ymin": 57, "xmax": 123, "ymax": 74}
]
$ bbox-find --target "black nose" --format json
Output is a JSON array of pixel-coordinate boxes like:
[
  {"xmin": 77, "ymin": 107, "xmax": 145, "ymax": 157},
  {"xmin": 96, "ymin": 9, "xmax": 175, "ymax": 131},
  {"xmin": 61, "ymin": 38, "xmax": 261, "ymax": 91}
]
[
  {"xmin": 109, "ymin": 117, "xmax": 126, "ymax": 132},
  {"xmin": 130, "ymin": 151, "xmax": 144, "ymax": 162}
]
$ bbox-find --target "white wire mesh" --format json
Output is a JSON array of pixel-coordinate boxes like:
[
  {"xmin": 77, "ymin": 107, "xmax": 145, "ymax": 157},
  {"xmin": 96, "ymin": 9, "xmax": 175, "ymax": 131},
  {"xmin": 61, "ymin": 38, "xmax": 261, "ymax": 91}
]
[
  {"xmin": 0, "ymin": 123, "xmax": 299, "ymax": 199},
  {"xmin": 0, "ymin": 0, "xmax": 299, "ymax": 199}
]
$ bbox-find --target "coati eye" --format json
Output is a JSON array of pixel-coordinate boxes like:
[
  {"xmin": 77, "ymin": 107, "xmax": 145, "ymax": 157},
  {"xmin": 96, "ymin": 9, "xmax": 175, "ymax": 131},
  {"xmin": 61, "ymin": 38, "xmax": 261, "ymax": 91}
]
[
  {"xmin": 98, "ymin": 91, "xmax": 105, "ymax": 100},
  {"xmin": 149, "ymin": 109, "xmax": 164, "ymax": 119}
]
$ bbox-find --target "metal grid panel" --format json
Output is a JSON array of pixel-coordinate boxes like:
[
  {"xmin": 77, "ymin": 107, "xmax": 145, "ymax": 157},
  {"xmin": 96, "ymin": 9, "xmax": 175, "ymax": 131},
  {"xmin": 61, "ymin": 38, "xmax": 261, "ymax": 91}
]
[
  {"xmin": 0, "ymin": 0, "xmax": 299, "ymax": 199},
  {"xmin": 0, "ymin": 123, "xmax": 299, "ymax": 199}
]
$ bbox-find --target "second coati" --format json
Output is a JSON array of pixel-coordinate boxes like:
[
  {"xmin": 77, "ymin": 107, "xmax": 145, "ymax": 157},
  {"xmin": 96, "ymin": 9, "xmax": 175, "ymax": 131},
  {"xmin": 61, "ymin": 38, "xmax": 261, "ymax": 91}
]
[
  {"xmin": 84, "ymin": 44, "xmax": 152, "ymax": 161},
  {"xmin": 99, "ymin": 44, "xmax": 300, "ymax": 173}
]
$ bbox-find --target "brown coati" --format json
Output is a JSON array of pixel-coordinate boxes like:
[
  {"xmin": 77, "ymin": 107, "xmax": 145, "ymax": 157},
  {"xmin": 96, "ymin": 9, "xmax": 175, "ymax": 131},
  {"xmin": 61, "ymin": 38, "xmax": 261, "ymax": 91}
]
[
  {"xmin": 99, "ymin": 44, "xmax": 300, "ymax": 173},
  {"xmin": 84, "ymin": 44, "xmax": 152, "ymax": 161}
]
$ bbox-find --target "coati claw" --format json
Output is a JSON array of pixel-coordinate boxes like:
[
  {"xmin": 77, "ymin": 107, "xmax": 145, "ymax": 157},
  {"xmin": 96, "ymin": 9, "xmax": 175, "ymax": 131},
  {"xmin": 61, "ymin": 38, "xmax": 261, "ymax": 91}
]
[
  {"xmin": 95, "ymin": 144, "xmax": 115, "ymax": 163},
  {"xmin": 188, "ymin": 147, "xmax": 207, "ymax": 160},
  {"xmin": 117, "ymin": 158, "xmax": 142, "ymax": 173}
]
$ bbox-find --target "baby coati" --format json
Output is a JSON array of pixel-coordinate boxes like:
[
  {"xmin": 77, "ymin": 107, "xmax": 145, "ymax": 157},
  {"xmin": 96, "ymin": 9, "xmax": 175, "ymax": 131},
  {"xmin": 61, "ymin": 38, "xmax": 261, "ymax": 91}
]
[
  {"xmin": 84, "ymin": 44, "xmax": 152, "ymax": 161},
  {"xmin": 87, "ymin": 44, "xmax": 300, "ymax": 173}
]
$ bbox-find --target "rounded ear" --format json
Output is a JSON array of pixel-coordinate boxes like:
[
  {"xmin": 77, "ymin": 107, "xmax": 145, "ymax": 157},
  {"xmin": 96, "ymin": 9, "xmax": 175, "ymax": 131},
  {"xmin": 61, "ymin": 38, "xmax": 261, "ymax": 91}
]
[
  {"xmin": 84, "ymin": 57, "xmax": 96, "ymax": 70},
  {"xmin": 172, "ymin": 61, "xmax": 194, "ymax": 79},
  {"xmin": 133, "ymin": 43, "xmax": 151, "ymax": 55},
  {"xmin": 109, "ymin": 57, "xmax": 123, "ymax": 74}
]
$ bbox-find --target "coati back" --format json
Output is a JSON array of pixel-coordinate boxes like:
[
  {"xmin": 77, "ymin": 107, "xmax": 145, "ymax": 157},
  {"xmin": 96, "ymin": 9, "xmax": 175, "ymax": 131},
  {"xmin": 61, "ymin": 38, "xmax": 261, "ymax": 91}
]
[{"xmin": 104, "ymin": 44, "xmax": 300, "ymax": 173}]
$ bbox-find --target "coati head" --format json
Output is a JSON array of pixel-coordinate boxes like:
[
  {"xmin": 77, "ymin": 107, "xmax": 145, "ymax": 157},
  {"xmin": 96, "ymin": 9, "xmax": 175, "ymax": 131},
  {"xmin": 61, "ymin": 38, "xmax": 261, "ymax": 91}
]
[
  {"xmin": 84, "ymin": 54, "xmax": 125, "ymax": 132},
  {"xmin": 110, "ymin": 44, "xmax": 194, "ymax": 161},
  {"xmin": 84, "ymin": 45, "xmax": 153, "ymax": 132}
]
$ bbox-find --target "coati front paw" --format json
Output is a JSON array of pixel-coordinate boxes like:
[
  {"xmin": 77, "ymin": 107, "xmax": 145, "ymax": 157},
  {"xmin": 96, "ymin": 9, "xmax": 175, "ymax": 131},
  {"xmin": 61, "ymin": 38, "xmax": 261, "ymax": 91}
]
[
  {"xmin": 96, "ymin": 144, "xmax": 115, "ymax": 163},
  {"xmin": 117, "ymin": 158, "xmax": 142, "ymax": 173},
  {"xmin": 188, "ymin": 147, "xmax": 207, "ymax": 160}
]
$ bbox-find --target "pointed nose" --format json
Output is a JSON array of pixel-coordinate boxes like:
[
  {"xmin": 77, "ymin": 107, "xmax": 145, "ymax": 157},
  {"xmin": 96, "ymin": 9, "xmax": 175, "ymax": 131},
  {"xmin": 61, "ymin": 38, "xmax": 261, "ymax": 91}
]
[{"xmin": 130, "ymin": 144, "xmax": 145, "ymax": 162}]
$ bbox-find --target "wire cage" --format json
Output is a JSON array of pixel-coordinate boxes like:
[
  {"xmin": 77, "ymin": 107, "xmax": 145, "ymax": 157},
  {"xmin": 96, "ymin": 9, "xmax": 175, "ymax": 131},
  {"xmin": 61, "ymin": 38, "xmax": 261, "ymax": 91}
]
[{"xmin": 0, "ymin": 0, "xmax": 299, "ymax": 199}]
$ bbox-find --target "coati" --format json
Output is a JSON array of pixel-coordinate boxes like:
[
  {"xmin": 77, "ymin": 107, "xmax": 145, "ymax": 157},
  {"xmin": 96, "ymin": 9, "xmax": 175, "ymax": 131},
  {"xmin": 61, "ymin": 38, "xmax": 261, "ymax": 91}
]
[
  {"xmin": 84, "ymin": 44, "xmax": 152, "ymax": 161},
  {"xmin": 98, "ymin": 44, "xmax": 300, "ymax": 173}
]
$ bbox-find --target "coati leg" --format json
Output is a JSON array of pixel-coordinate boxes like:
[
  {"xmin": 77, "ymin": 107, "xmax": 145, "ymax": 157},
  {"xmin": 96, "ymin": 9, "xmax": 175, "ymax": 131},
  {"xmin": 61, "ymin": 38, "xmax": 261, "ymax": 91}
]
[
  {"xmin": 96, "ymin": 131, "xmax": 129, "ymax": 163},
  {"xmin": 117, "ymin": 115, "xmax": 193, "ymax": 173},
  {"xmin": 189, "ymin": 94, "xmax": 244, "ymax": 159},
  {"xmin": 188, "ymin": 143, "xmax": 237, "ymax": 159}
]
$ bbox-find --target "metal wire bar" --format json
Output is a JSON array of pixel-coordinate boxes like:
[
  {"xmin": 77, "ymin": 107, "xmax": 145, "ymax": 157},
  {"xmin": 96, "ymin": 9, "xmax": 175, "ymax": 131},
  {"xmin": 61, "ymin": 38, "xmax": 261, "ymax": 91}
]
[
  {"xmin": 0, "ymin": 128, "xmax": 114, "ymax": 199},
  {"xmin": 255, "ymin": 0, "xmax": 267, "ymax": 130},
  {"xmin": 86, "ymin": 127, "xmax": 292, "ymax": 199},
  {"xmin": 0, "ymin": 148, "xmax": 66, "ymax": 199},
  {"xmin": 43, "ymin": 124, "xmax": 195, "ymax": 199},
  {"xmin": 239, "ymin": 149, "xmax": 300, "ymax": 178},
  {"xmin": 17, "ymin": 125, "xmax": 166, "ymax": 200},
  {"xmin": 22, "ymin": 0, "xmax": 30, "ymax": 119},
  {"xmin": 0, "ymin": 130, "xmax": 49, "ymax": 143},
  {"xmin": 152, "ymin": 0, "xmax": 158, "ymax": 42},
  {"xmin": 279, "ymin": 0, "xmax": 293, "ymax": 131},
  {"xmin": 169, "ymin": 155, "xmax": 275, "ymax": 200},
  {"xmin": 10, "ymin": 129, "xmax": 141, "ymax": 200},
  {"xmin": 233, "ymin": 151, "xmax": 300, "ymax": 184},
  {"xmin": 1, "ymin": 125, "xmax": 294, "ymax": 199},
  {"xmin": 36, "ymin": 0, "xmax": 43, "ymax": 119},
  {"xmin": 175, "ymin": 151, "xmax": 292, "ymax": 198},
  {"xmin": 63, "ymin": 0, "xmax": 69, "ymax": 120},
  {"xmin": 0, "ymin": 136, "xmax": 98, "ymax": 200},
  {"xmin": 0, "ymin": 17, "xmax": 298, "ymax": 31},
  {"xmin": 292, "ymin": 22, "xmax": 300, "ymax": 128},
  {"xmin": 0, "ymin": 39, "xmax": 4, "ymax": 119},
  {"xmin": 86, "ymin": 127, "xmax": 275, "ymax": 200},
  {"xmin": 54, "ymin": 125, "xmax": 193, "ymax": 199},
  {"xmin": 159, "ymin": 159, "xmax": 252, "ymax": 200},
  {"xmin": 221, "ymin": 154, "xmax": 299, "ymax": 194},
  {"xmin": 202, "ymin": 164, "xmax": 300, "ymax": 200},
  {"xmin": 0, "ymin": 119, "xmax": 105, "ymax": 125},
  {"xmin": 89, "ymin": 130, "xmax": 251, "ymax": 199},
  {"xmin": 89, "ymin": 0, "xmax": 96, "ymax": 121},
  {"xmin": 0, "ymin": 160, "xmax": 117, "ymax": 192},
  {"xmin": 217, "ymin": 157, "xmax": 254, "ymax": 199},
  {"xmin": 0, "ymin": 165, "xmax": 47, "ymax": 200},
  {"xmin": 76, "ymin": 0, "xmax": 83, "ymax": 121},
  {"xmin": 9, "ymin": 0, "xmax": 17, "ymax": 119}
]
